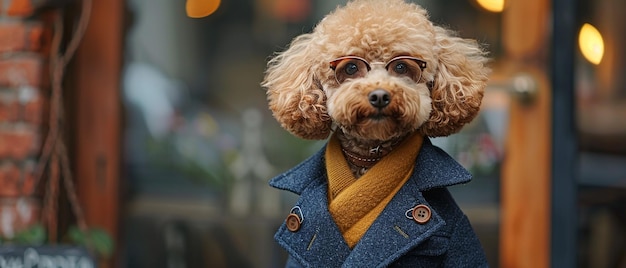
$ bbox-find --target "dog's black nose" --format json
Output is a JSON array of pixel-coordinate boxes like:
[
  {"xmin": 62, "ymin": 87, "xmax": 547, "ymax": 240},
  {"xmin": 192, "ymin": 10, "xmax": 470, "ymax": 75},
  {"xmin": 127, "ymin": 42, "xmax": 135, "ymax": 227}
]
[{"xmin": 368, "ymin": 89, "xmax": 391, "ymax": 108}]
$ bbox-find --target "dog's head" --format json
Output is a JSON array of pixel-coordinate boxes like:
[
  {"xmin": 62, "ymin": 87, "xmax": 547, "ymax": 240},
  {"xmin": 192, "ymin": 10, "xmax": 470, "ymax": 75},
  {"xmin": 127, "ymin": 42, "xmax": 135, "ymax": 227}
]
[{"xmin": 262, "ymin": 0, "xmax": 489, "ymax": 142}]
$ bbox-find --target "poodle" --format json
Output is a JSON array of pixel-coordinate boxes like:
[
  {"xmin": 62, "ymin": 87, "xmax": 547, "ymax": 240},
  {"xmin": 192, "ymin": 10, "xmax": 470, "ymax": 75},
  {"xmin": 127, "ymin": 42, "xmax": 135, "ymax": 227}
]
[{"xmin": 262, "ymin": 0, "xmax": 490, "ymax": 267}]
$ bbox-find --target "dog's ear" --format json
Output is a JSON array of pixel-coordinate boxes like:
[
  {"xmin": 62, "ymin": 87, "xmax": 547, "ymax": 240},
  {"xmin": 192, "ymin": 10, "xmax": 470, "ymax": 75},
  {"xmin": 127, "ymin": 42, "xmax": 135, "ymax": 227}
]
[
  {"xmin": 420, "ymin": 26, "xmax": 489, "ymax": 137},
  {"xmin": 262, "ymin": 34, "xmax": 332, "ymax": 140}
]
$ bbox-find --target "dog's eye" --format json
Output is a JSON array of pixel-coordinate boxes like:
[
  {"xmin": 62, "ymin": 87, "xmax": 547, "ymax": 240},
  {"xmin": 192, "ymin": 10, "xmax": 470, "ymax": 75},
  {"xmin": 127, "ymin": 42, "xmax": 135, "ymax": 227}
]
[
  {"xmin": 392, "ymin": 62, "xmax": 408, "ymax": 74},
  {"xmin": 387, "ymin": 58, "xmax": 423, "ymax": 82},
  {"xmin": 331, "ymin": 58, "xmax": 369, "ymax": 83},
  {"xmin": 344, "ymin": 63, "xmax": 359, "ymax": 75}
]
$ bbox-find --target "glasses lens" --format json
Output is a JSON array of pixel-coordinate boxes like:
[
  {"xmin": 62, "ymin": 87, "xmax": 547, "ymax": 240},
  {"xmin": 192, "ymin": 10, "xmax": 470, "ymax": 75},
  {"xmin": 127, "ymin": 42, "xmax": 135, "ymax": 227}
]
[
  {"xmin": 386, "ymin": 58, "xmax": 423, "ymax": 83},
  {"xmin": 333, "ymin": 58, "xmax": 369, "ymax": 83}
]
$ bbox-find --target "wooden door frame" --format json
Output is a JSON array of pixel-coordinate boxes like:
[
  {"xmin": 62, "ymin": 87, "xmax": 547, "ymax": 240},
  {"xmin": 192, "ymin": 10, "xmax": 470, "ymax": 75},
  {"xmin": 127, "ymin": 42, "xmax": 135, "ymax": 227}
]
[
  {"xmin": 500, "ymin": 0, "xmax": 580, "ymax": 267},
  {"xmin": 499, "ymin": 0, "xmax": 552, "ymax": 267},
  {"xmin": 71, "ymin": 0, "xmax": 124, "ymax": 266}
]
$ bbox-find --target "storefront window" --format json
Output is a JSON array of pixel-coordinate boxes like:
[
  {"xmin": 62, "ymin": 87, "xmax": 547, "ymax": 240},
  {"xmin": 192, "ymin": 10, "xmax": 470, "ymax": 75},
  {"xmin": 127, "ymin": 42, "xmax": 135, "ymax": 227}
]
[
  {"xmin": 121, "ymin": 0, "xmax": 505, "ymax": 266},
  {"xmin": 575, "ymin": 0, "xmax": 626, "ymax": 266}
]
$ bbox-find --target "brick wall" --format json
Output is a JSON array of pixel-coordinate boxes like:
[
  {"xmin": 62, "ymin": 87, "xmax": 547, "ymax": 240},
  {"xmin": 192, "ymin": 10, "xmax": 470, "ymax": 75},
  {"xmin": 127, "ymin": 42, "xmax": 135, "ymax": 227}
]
[{"xmin": 0, "ymin": 0, "xmax": 47, "ymax": 239}]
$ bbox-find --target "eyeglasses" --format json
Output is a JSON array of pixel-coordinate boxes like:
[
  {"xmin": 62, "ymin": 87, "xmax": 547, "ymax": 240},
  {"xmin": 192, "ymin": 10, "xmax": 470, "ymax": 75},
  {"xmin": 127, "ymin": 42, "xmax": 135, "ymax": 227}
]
[{"xmin": 329, "ymin": 56, "xmax": 427, "ymax": 84}]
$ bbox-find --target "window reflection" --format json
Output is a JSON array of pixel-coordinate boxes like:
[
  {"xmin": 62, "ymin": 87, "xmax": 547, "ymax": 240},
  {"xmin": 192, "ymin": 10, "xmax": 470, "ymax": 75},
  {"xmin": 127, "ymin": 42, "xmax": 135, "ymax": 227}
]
[
  {"xmin": 576, "ymin": 0, "xmax": 626, "ymax": 154},
  {"xmin": 576, "ymin": 0, "xmax": 626, "ymax": 267}
]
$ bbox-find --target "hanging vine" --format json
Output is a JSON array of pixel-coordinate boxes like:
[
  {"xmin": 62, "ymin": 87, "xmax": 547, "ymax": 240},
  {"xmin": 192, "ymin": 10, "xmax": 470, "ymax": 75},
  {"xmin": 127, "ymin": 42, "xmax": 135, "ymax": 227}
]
[{"xmin": 31, "ymin": 0, "xmax": 112, "ymax": 258}]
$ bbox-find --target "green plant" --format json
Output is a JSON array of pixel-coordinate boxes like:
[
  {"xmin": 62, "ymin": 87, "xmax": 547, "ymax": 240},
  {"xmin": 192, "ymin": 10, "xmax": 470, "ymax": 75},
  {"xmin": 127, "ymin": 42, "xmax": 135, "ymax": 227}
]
[
  {"xmin": 0, "ymin": 224, "xmax": 46, "ymax": 245},
  {"xmin": 66, "ymin": 226, "xmax": 114, "ymax": 259}
]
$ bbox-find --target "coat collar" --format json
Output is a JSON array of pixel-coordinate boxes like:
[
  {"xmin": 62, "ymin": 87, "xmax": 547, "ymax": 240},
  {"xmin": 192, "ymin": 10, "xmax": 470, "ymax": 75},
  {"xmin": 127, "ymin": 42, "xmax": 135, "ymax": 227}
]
[
  {"xmin": 269, "ymin": 138, "xmax": 471, "ymax": 194},
  {"xmin": 269, "ymin": 137, "xmax": 471, "ymax": 267}
]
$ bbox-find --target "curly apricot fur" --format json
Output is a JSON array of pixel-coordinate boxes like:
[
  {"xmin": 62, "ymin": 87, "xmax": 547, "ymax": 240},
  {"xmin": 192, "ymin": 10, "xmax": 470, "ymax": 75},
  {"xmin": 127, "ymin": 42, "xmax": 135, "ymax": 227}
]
[{"xmin": 262, "ymin": 0, "xmax": 489, "ymax": 141}]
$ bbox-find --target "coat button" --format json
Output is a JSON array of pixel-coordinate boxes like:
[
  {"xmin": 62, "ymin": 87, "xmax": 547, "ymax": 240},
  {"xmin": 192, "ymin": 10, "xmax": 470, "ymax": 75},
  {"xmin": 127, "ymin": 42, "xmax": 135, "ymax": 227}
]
[
  {"xmin": 411, "ymin": 204, "xmax": 431, "ymax": 224},
  {"xmin": 286, "ymin": 213, "xmax": 302, "ymax": 232}
]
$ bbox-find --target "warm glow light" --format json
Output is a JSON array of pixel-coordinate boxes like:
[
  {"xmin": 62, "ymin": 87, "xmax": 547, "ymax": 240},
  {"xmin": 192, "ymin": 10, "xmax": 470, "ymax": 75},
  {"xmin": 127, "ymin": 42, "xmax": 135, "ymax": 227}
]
[
  {"xmin": 578, "ymin": 23, "xmax": 604, "ymax": 65},
  {"xmin": 476, "ymin": 0, "xmax": 504, "ymax": 13},
  {"xmin": 186, "ymin": 0, "xmax": 220, "ymax": 18}
]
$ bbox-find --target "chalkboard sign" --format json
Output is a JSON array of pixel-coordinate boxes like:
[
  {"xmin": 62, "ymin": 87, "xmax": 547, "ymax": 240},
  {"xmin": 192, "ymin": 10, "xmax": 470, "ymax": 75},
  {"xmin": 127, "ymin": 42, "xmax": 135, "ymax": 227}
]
[{"xmin": 0, "ymin": 245, "xmax": 96, "ymax": 268}]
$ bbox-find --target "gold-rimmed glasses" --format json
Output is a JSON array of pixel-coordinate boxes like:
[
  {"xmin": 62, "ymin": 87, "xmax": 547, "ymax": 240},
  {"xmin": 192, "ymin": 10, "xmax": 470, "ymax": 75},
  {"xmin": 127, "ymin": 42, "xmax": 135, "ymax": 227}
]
[{"xmin": 329, "ymin": 56, "xmax": 427, "ymax": 84}]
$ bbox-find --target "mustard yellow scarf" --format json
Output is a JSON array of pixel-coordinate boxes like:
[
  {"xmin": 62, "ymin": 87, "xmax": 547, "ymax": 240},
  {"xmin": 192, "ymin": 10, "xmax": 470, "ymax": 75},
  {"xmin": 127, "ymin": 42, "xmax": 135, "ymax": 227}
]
[{"xmin": 325, "ymin": 132, "xmax": 424, "ymax": 248}]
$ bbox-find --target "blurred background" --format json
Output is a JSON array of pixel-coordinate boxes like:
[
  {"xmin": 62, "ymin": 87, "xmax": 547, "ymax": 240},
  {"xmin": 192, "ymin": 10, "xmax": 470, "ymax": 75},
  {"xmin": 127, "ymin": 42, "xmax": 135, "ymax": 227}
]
[{"xmin": 0, "ymin": 0, "xmax": 624, "ymax": 267}]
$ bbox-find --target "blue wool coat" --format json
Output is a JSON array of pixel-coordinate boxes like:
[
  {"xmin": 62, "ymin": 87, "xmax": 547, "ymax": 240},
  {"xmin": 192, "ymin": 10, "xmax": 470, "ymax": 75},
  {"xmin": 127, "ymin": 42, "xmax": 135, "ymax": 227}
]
[{"xmin": 270, "ymin": 138, "xmax": 489, "ymax": 268}]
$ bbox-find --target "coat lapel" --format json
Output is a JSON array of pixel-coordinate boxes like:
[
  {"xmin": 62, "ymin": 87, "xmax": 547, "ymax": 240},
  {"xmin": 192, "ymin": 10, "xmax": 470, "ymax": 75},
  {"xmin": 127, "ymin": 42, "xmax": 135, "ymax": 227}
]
[
  {"xmin": 272, "ymin": 145, "xmax": 354, "ymax": 267},
  {"xmin": 344, "ymin": 178, "xmax": 444, "ymax": 267},
  {"xmin": 345, "ymin": 139, "xmax": 470, "ymax": 267},
  {"xmin": 273, "ymin": 172, "xmax": 353, "ymax": 267}
]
